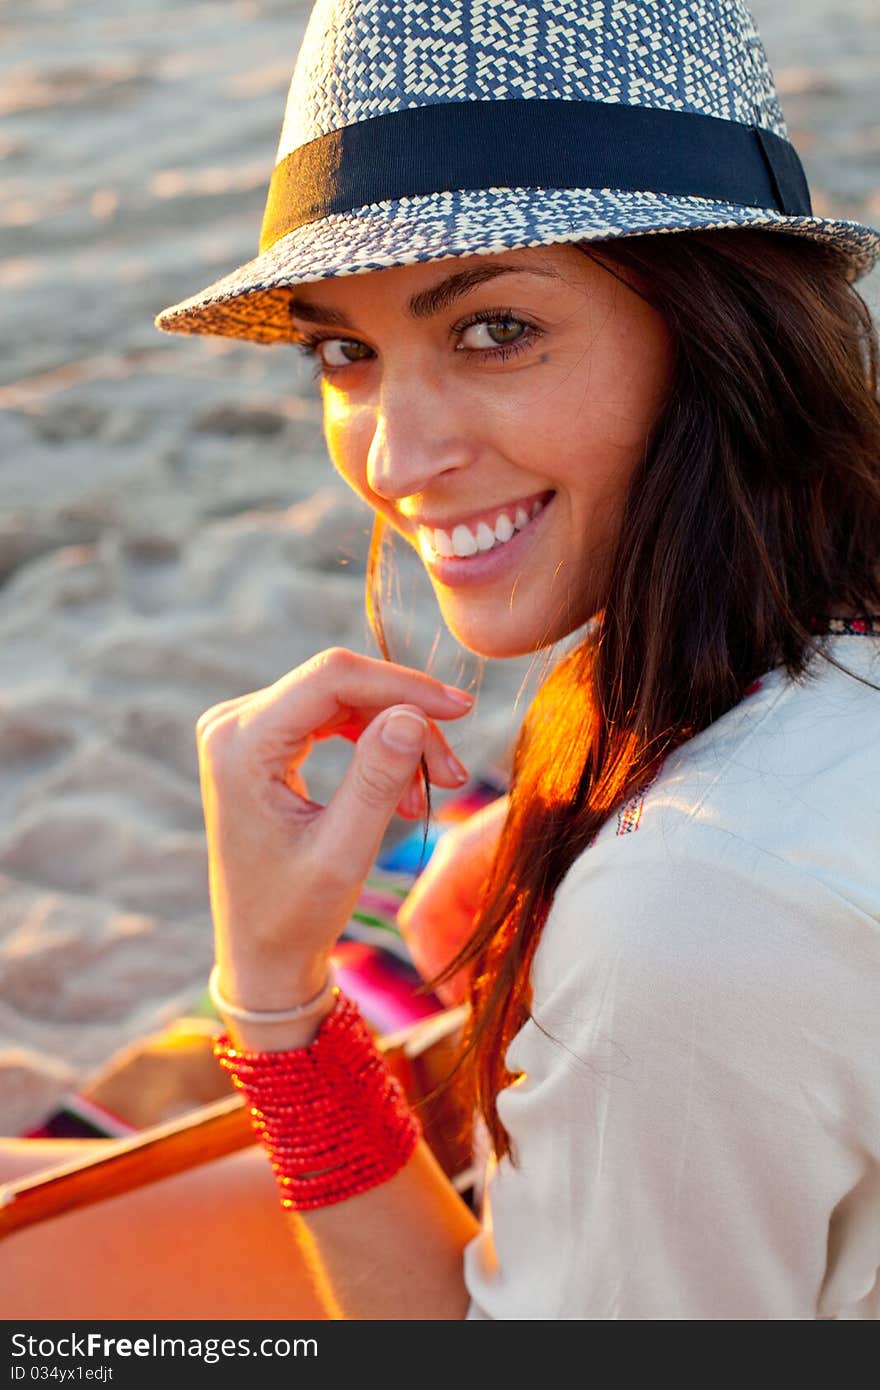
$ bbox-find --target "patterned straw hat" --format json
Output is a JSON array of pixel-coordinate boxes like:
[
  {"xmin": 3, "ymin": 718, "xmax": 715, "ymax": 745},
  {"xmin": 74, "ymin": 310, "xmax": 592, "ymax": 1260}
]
[{"xmin": 155, "ymin": 0, "xmax": 880, "ymax": 345}]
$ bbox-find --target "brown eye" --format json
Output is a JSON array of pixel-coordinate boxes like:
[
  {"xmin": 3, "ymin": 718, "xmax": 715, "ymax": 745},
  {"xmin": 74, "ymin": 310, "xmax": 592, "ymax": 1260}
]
[
  {"xmin": 487, "ymin": 319, "xmax": 524, "ymax": 344},
  {"xmin": 319, "ymin": 338, "xmax": 373, "ymax": 366},
  {"xmin": 459, "ymin": 318, "xmax": 527, "ymax": 350}
]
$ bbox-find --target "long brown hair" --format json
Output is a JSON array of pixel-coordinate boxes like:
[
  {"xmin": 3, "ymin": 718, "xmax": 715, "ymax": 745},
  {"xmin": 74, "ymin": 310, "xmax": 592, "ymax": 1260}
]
[{"xmin": 366, "ymin": 228, "xmax": 880, "ymax": 1162}]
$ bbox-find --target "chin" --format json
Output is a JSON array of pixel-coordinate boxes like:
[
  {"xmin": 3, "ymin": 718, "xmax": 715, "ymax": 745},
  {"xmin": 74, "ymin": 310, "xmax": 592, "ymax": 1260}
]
[
  {"xmin": 458, "ymin": 634, "xmax": 547, "ymax": 658},
  {"xmin": 440, "ymin": 606, "xmax": 588, "ymax": 659}
]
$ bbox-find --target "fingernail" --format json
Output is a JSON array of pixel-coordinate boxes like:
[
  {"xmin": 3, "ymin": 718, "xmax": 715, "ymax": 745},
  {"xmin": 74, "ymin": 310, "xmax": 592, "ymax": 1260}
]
[
  {"xmin": 382, "ymin": 710, "xmax": 428, "ymax": 751},
  {"xmin": 441, "ymin": 685, "xmax": 474, "ymax": 706},
  {"xmin": 404, "ymin": 779, "xmax": 427, "ymax": 814},
  {"xmin": 444, "ymin": 751, "xmax": 470, "ymax": 782}
]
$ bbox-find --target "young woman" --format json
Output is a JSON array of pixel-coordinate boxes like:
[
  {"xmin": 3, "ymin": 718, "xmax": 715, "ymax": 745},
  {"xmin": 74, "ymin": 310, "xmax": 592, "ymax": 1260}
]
[{"xmin": 3, "ymin": 0, "xmax": 879, "ymax": 1319}]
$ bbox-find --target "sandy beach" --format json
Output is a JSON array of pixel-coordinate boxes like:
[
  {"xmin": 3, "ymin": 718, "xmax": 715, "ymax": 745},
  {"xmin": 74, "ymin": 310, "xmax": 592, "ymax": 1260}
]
[{"xmin": 1, "ymin": 0, "xmax": 878, "ymax": 1134}]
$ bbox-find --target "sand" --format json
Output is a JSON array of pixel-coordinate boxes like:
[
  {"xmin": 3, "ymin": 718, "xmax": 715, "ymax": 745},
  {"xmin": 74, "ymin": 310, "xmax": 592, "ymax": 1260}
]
[{"xmin": 0, "ymin": 0, "xmax": 877, "ymax": 1134}]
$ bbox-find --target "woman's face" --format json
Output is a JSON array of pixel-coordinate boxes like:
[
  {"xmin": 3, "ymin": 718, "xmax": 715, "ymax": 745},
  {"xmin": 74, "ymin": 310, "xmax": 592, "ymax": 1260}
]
[{"xmin": 289, "ymin": 243, "xmax": 673, "ymax": 658}]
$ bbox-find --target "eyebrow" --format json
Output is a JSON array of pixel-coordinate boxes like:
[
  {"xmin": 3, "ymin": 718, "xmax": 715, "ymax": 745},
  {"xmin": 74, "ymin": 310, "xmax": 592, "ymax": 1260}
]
[{"xmin": 287, "ymin": 260, "xmax": 562, "ymax": 329}]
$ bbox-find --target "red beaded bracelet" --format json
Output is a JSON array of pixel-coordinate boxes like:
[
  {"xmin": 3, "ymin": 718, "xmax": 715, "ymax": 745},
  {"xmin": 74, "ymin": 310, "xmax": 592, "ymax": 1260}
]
[{"xmin": 213, "ymin": 992, "xmax": 422, "ymax": 1211}]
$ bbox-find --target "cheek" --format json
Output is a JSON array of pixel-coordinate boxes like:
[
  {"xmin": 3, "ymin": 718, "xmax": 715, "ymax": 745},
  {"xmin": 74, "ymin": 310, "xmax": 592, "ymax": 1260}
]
[
  {"xmin": 322, "ymin": 398, "xmax": 408, "ymax": 539},
  {"xmin": 607, "ymin": 312, "xmax": 674, "ymax": 433},
  {"xmin": 567, "ymin": 318, "xmax": 672, "ymax": 458},
  {"xmin": 323, "ymin": 397, "xmax": 371, "ymax": 495}
]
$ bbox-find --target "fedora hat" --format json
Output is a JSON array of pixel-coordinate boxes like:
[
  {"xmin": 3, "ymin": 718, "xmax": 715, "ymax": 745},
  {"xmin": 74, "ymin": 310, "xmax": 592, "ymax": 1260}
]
[{"xmin": 156, "ymin": 0, "xmax": 880, "ymax": 345}]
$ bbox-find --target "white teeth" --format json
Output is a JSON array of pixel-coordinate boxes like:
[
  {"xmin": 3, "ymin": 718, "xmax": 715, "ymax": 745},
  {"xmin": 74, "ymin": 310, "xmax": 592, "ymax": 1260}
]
[
  {"xmin": 451, "ymin": 524, "xmax": 479, "ymax": 557},
  {"xmin": 418, "ymin": 496, "xmax": 550, "ymax": 561}
]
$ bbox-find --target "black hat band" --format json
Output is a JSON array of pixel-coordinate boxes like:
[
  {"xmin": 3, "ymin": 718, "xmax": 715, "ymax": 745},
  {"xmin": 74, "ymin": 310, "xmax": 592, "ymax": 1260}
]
[{"xmin": 260, "ymin": 98, "xmax": 812, "ymax": 254}]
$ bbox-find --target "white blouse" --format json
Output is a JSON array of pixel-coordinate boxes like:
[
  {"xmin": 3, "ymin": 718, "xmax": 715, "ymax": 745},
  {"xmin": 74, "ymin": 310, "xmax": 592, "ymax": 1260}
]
[{"xmin": 464, "ymin": 630, "xmax": 880, "ymax": 1319}]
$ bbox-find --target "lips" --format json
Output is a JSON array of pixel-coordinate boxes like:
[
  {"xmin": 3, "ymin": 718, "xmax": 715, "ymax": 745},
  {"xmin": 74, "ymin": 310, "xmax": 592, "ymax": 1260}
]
[
  {"xmin": 416, "ymin": 490, "xmax": 556, "ymax": 560},
  {"xmin": 417, "ymin": 490, "xmax": 557, "ymax": 589}
]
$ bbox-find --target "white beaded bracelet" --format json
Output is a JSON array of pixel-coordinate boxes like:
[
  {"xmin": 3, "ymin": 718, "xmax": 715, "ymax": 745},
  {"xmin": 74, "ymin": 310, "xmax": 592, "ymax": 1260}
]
[{"xmin": 207, "ymin": 963, "xmax": 338, "ymax": 1025}]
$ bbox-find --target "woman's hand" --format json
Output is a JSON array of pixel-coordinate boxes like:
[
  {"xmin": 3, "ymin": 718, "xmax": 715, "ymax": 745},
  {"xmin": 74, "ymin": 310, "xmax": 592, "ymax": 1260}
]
[
  {"xmin": 195, "ymin": 647, "xmax": 474, "ymax": 1038},
  {"xmin": 397, "ymin": 794, "xmax": 509, "ymax": 1006}
]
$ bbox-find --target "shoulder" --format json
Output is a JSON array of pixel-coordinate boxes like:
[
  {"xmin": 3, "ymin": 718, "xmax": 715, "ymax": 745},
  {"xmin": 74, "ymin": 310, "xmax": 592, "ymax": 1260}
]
[
  {"xmin": 644, "ymin": 635, "xmax": 880, "ymax": 876},
  {"xmin": 465, "ymin": 638, "xmax": 880, "ymax": 1321},
  {"xmin": 541, "ymin": 632, "xmax": 880, "ymax": 975},
  {"xmin": 523, "ymin": 637, "xmax": 880, "ymax": 1094}
]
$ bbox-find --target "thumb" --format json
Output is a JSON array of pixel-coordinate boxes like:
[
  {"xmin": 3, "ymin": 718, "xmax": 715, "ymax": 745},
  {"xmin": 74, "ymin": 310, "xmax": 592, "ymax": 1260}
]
[{"xmin": 316, "ymin": 705, "xmax": 428, "ymax": 883}]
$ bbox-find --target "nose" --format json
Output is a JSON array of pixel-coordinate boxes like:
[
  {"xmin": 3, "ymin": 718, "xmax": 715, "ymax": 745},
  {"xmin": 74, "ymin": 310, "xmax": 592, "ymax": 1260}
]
[{"xmin": 365, "ymin": 373, "xmax": 477, "ymax": 503}]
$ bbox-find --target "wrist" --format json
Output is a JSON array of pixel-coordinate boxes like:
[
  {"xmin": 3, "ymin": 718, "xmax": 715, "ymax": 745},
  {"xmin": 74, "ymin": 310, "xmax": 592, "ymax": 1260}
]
[
  {"xmin": 213, "ymin": 995, "xmax": 422, "ymax": 1211},
  {"xmin": 225, "ymin": 1001, "xmax": 337, "ymax": 1054},
  {"xmin": 213, "ymin": 949, "xmax": 332, "ymax": 1012},
  {"xmin": 211, "ymin": 952, "xmax": 336, "ymax": 1053}
]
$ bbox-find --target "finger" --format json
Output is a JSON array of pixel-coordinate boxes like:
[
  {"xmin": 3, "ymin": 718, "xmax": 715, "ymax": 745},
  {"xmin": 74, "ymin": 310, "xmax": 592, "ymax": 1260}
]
[
  {"xmin": 397, "ymin": 774, "xmax": 427, "ymax": 819},
  {"xmin": 316, "ymin": 704, "xmax": 433, "ymax": 883},
  {"xmin": 255, "ymin": 648, "xmax": 472, "ymax": 756},
  {"xmin": 195, "ymin": 691, "xmax": 252, "ymax": 740},
  {"xmin": 317, "ymin": 706, "xmax": 470, "ymax": 790}
]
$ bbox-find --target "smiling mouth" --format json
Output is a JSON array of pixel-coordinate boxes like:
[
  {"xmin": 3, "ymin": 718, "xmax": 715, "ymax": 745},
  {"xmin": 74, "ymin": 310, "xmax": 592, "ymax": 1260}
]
[{"xmin": 416, "ymin": 490, "xmax": 556, "ymax": 560}]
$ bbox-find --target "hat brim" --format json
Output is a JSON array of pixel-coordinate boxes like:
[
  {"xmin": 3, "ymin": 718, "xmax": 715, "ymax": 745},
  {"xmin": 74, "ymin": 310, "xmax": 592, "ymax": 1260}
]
[{"xmin": 155, "ymin": 186, "xmax": 880, "ymax": 345}]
